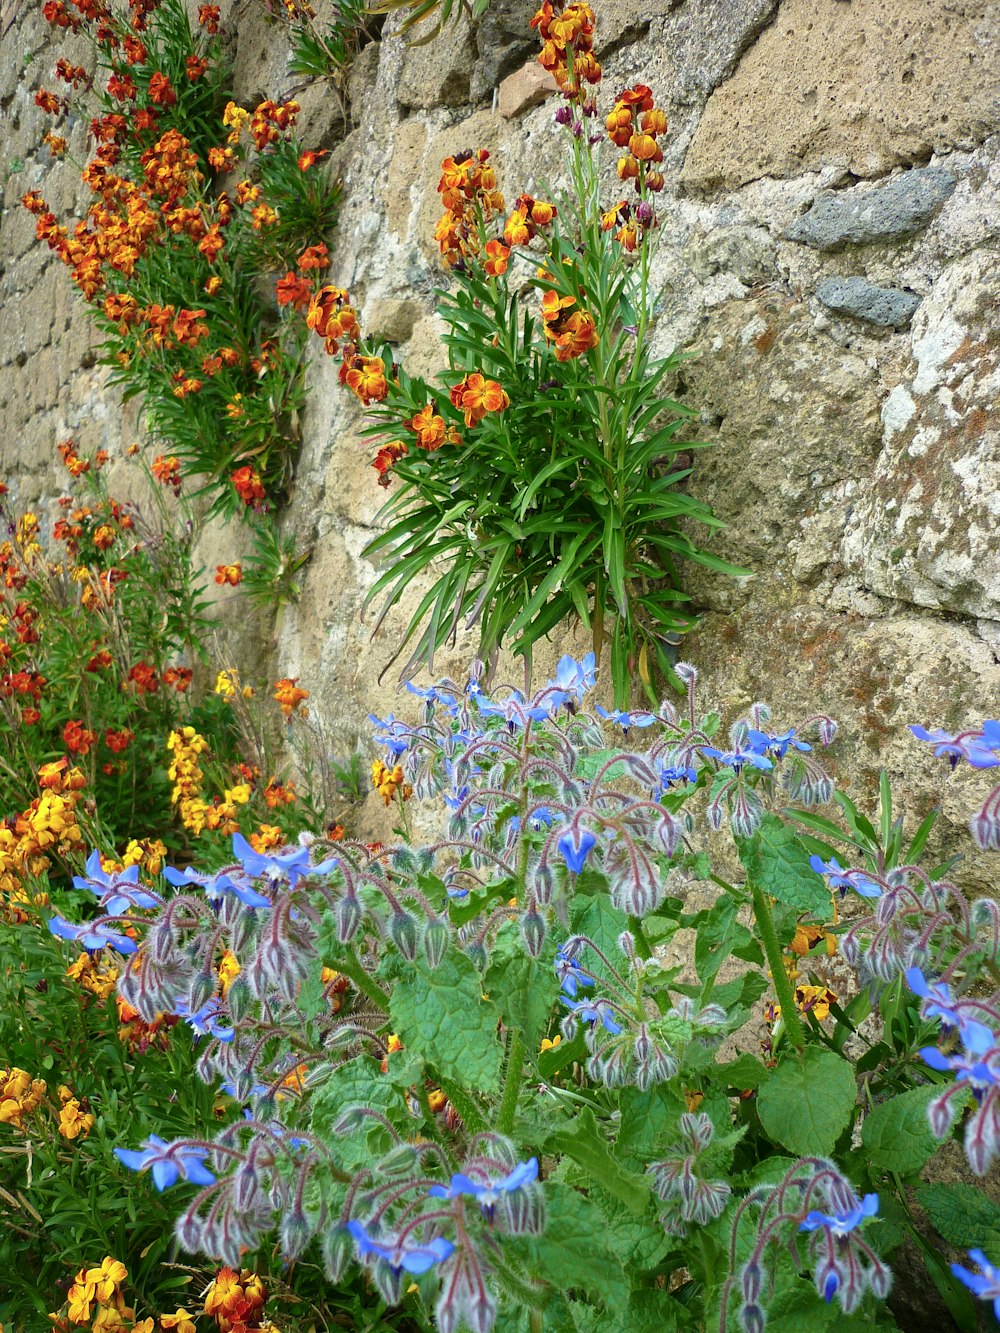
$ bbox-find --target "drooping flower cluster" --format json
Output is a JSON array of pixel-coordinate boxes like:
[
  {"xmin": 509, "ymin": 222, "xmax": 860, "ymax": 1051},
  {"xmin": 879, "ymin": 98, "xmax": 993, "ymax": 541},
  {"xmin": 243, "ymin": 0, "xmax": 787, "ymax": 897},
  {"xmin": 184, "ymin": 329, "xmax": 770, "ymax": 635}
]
[
  {"xmin": 908, "ymin": 968, "xmax": 1000, "ymax": 1177},
  {"xmin": 531, "ymin": 0, "xmax": 602, "ymax": 100},
  {"xmin": 434, "ymin": 149, "xmax": 505, "ymax": 269}
]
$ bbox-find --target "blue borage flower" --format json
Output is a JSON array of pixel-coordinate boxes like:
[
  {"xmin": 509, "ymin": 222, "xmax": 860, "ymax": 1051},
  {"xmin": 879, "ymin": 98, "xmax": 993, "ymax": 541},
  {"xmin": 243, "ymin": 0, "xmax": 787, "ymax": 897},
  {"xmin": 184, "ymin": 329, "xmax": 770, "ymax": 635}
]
[
  {"xmin": 809, "ymin": 854, "xmax": 882, "ymax": 899},
  {"xmin": 919, "ymin": 1021, "xmax": 999, "ymax": 1090},
  {"xmin": 595, "ymin": 704, "xmax": 657, "ymax": 731},
  {"xmin": 72, "ymin": 848, "xmax": 160, "ymax": 914},
  {"xmin": 368, "ymin": 712, "xmax": 411, "ymax": 757},
  {"xmin": 346, "ymin": 1220, "xmax": 454, "ymax": 1274},
  {"xmin": 659, "ymin": 764, "xmax": 696, "ymax": 791},
  {"xmin": 427, "ymin": 1158, "xmax": 538, "ymax": 1216},
  {"xmin": 701, "ymin": 745, "xmax": 773, "ymax": 773},
  {"xmin": 507, "ymin": 806, "xmax": 554, "ymax": 835},
  {"xmin": 909, "ymin": 722, "xmax": 1000, "ymax": 769},
  {"xmin": 48, "ymin": 914, "xmax": 138, "ymax": 954},
  {"xmin": 163, "ymin": 862, "xmax": 271, "ymax": 909},
  {"xmin": 175, "ymin": 998, "xmax": 235, "ymax": 1043},
  {"xmin": 562, "ymin": 996, "xmax": 622, "ymax": 1034},
  {"xmin": 799, "ymin": 1192, "xmax": 879, "ymax": 1239},
  {"xmin": 556, "ymin": 825, "xmax": 597, "ymax": 874},
  {"xmin": 549, "ymin": 652, "xmax": 596, "ymax": 706},
  {"xmin": 114, "ymin": 1134, "xmax": 216, "ymax": 1191},
  {"xmin": 906, "ymin": 967, "xmax": 995, "ymax": 1045},
  {"xmin": 746, "ymin": 727, "xmax": 811, "ymax": 758},
  {"xmin": 951, "ymin": 1249, "xmax": 1000, "ymax": 1322},
  {"xmin": 554, "ymin": 946, "xmax": 594, "ymax": 998},
  {"xmin": 231, "ymin": 832, "xmax": 338, "ymax": 887}
]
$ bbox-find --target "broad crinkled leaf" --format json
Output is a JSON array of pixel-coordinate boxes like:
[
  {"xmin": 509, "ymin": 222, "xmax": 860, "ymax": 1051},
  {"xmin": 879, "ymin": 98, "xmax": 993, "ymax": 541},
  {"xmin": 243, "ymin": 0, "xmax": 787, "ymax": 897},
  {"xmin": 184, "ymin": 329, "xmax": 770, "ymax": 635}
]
[
  {"xmin": 509, "ymin": 1184, "xmax": 629, "ymax": 1310},
  {"xmin": 389, "ymin": 950, "xmax": 503, "ymax": 1092},
  {"xmin": 485, "ymin": 923, "xmax": 559, "ymax": 1051},
  {"xmin": 756, "ymin": 1047, "xmax": 856, "ymax": 1156},
  {"xmin": 861, "ymin": 1084, "xmax": 946, "ymax": 1175},
  {"xmin": 545, "ymin": 1107, "xmax": 651, "ymax": 1215},
  {"xmin": 915, "ymin": 1182, "xmax": 1000, "ymax": 1255},
  {"xmin": 737, "ymin": 815, "xmax": 833, "ymax": 914}
]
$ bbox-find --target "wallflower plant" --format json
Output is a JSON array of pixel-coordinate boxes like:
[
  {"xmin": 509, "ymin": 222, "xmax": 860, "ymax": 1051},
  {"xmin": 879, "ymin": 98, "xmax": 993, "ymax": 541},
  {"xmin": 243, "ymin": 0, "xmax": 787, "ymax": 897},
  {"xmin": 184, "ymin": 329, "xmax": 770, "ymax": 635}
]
[
  {"xmin": 28, "ymin": 0, "xmax": 341, "ymax": 517},
  {"xmin": 304, "ymin": 0, "xmax": 739, "ymax": 704},
  {"xmin": 45, "ymin": 658, "xmax": 1000, "ymax": 1331}
]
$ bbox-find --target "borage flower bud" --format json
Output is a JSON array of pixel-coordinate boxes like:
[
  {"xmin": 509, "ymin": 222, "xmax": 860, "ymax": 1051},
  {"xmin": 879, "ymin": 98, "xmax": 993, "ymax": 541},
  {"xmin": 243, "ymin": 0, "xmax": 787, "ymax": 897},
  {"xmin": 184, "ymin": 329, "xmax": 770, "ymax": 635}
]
[
  {"xmin": 521, "ymin": 905, "xmax": 546, "ymax": 958},
  {"xmin": 336, "ymin": 894, "xmax": 362, "ymax": 943},
  {"xmin": 424, "ymin": 916, "xmax": 450, "ymax": 969},
  {"xmin": 741, "ymin": 1261, "xmax": 763, "ymax": 1304},
  {"xmin": 322, "ymin": 1224, "xmax": 353, "ymax": 1282},
  {"xmin": 280, "ymin": 1204, "xmax": 312, "ymax": 1260},
  {"xmin": 389, "ymin": 910, "xmax": 419, "ymax": 960}
]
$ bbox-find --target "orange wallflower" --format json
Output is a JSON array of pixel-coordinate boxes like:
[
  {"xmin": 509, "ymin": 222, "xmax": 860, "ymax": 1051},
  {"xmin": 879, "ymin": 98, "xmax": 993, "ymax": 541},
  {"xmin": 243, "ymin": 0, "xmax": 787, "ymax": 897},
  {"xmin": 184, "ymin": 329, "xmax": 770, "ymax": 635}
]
[
  {"xmin": 231, "ymin": 466, "xmax": 266, "ymax": 508},
  {"xmin": 63, "ymin": 720, "xmax": 97, "ymax": 755},
  {"xmin": 450, "ymin": 372, "xmax": 509, "ymax": 428},
  {"xmin": 273, "ymin": 677, "xmax": 308, "ymax": 718},
  {"xmin": 407, "ymin": 403, "xmax": 458, "ymax": 452},
  {"xmin": 214, "ymin": 563, "xmax": 243, "ymax": 586},
  {"xmin": 372, "ymin": 439, "xmax": 408, "ymax": 487},
  {"xmin": 126, "ymin": 661, "xmax": 158, "ymax": 694},
  {"xmin": 344, "ymin": 354, "xmax": 389, "ymax": 405},
  {"xmin": 276, "ymin": 271, "xmax": 311, "ymax": 310}
]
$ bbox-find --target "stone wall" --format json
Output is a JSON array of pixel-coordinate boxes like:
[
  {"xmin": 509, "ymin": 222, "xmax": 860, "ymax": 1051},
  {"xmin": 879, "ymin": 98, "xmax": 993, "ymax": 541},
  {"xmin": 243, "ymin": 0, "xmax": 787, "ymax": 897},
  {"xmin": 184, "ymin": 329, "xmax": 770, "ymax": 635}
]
[{"xmin": 2, "ymin": 0, "xmax": 1000, "ymax": 859}]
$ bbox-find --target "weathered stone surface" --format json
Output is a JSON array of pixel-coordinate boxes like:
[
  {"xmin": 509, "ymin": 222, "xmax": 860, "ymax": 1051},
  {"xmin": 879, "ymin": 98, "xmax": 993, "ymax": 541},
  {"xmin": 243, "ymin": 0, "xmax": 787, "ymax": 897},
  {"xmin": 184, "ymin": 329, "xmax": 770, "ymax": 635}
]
[
  {"xmin": 682, "ymin": 0, "xmax": 1000, "ymax": 191},
  {"xmin": 815, "ymin": 276, "xmax": 921, "ymax": 329},
  {"xmin": 472, "ymin": 0, "xmax": 539, "ymax": 97},
  {"xmin": 364, "ymin": 297, "xmax": 425, "ymax": 344},
  {"xmin": 785, "ymin": 168, "xmax": 958, "ymax": 251},
  {"xmin": 498, "ymin": 61, "xmax": 558, "ymax": 119},
  {"xmin": 679, "ymin": 296, "xmax": 882, "ymax": 605},
  {"xmin": 662, "ymin": 0, "xmax": 777, "ymax": 103},
  {"xmin": 841, "ymin": 249, "xmax": 1000, "ymax": 621},
  {"xmin": 398, "ymin": 13, "xmax": 476, "ymax": 110}
]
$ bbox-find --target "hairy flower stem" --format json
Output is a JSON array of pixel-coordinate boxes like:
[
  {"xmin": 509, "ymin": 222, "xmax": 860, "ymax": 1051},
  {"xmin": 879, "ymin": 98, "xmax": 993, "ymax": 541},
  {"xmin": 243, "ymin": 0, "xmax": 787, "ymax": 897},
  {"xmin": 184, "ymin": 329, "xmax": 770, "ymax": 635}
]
[
  {"xmin": 748, "ymin": 876, "xmax": 806, "ymax": 1053},
  {"xmin": 437, "ymin": 1077, "xmax": 487, "ymax": 1132},
  {"xmin": 337, "ymin": 947, "xmax": 390, "ymax": 1011},
  {"xmin": 497, "ymin": 1030, "xmax": 526, "ymax": 1135}
]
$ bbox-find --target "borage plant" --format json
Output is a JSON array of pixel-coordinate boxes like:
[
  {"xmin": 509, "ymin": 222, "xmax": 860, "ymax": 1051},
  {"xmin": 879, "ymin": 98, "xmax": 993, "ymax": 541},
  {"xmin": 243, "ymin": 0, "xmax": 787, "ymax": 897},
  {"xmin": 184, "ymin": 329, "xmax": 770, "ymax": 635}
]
[
  {"xmin": 304, "ymin": 0, "xmax": 738, "ymax": 704},
  {"xmin": 45, "ymin": 658, "xmax": 1000, "ymax": 1330}
]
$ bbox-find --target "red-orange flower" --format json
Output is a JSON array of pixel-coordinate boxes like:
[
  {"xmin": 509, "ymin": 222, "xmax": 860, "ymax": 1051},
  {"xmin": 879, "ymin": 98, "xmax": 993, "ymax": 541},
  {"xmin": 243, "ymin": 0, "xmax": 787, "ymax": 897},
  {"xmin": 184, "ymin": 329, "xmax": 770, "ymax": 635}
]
[
  {"xmin": 372, "ymin": 440, "xmax": 408, "ymax": 487},
  {"xmin": 105, "ymin": 728, "xmax": 134, "ymax": 754},
  {"xmin": 198, "ymin": 3, "xmax": 220, "ymax": 31},
  {"xmin": 151, "ymin": 454, "xmax": 182, "ymax": 494},
  {"xmin": 214, "ymin": 563, "xmax": 243, "ymax": 586},
  {"xmin": 127, "ymin": 661, "xmax": 159, "ymax": 694},
  {"xmin": 276, "ymin": 272, "xmax": 311, "ymax": 311},
  {"xmin": 273, "ymin": 678, "xmax": 308, "ymax": 719},
  {"xmin": 162, "ymin": 666, "xmax": 193, "ymax": 692},
  {"xmin": 63, "ymin": 719, "xmax": 97, "ymax": 755},
  {"xmin": 231, "ymin": 466, "xmax": 267, "ymax": 508},
  {"xmin": 407, "ymin": 403, "xmax": 458, "ymax": 452},
  {"xmin": 297, "ymin": 243, "xmax": 329, "ymax": 272},
  {"xmin": 344, "ymin": 355, "xmax": 389, "ymax": 405},
  {"xmin": 147, "ymin": 72, "xmax": 176, "ymax": 105},
  {"xmin": 450, "ymin": 372, "xmax": 509, "ymax": 428},
  {"xmin": 484, "ymin": 239, "xmax": 510, "ymax": 277}
]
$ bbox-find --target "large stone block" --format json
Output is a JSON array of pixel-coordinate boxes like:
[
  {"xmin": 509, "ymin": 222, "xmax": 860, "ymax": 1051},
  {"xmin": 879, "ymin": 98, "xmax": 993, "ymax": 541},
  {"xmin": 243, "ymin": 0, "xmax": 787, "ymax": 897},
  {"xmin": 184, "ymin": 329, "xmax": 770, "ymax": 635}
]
[
  {"xmin": 841, "ymin": 248, "xmax": 1000, "ymax": 621},
  {"xmin": 786, "ymin": 167, "xmax": 957, "ymax": 251},
  {"xmin": 681, "ymin": 0, "xmax": 1000, "ymax": 191},
  {"xmin": 398, "ymin": 13, "xmax": 476, "ymax": 110},
  {"xmin": 679, "ymin": 296, "xmax": 882, "ymax": 604}
]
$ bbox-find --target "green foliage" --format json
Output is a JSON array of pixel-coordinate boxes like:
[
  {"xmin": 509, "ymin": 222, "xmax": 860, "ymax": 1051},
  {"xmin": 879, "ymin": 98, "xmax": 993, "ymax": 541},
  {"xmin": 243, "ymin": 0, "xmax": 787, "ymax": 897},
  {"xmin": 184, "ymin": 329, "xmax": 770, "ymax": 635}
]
[
  {"xmin": 389, "ymin": 949, "xmax": 504, "ymax": 1092},
  {"xmin": 756, "ymin": 1047, "xmax": 857, "ymax": 1157},
  {"xmin": 361, "ymin": 106, "xmax": 740, "ymax": 702},
  {"xmin": 861, "ymin": 1084, "xmax": 948, "ymax": 1175},
  {"xmin": 30, "ymin": 0, "xmax": 340, "ymax": 518}
]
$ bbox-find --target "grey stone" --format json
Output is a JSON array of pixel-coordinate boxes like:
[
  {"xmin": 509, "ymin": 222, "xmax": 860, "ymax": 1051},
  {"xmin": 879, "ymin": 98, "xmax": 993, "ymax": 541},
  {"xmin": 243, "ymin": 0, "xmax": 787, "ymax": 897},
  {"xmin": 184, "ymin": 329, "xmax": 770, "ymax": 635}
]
[
  {"xmin": 398, "ymin": 13, "xmax": 476, "ymax": 110},
  {"xmin": 666, "ymin": 0, "xmax": 778, "ymax": 103},
  {"xmin": 785, "ymin": 168, "xmax": 957, "ymax": 251},
  {"xmin": 472, "ymin": 0, "xmax": 538, "ymax": 97},
  {"xmin": 815, "ymin": 277, "xmax": 922, "ymax": 329}
]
